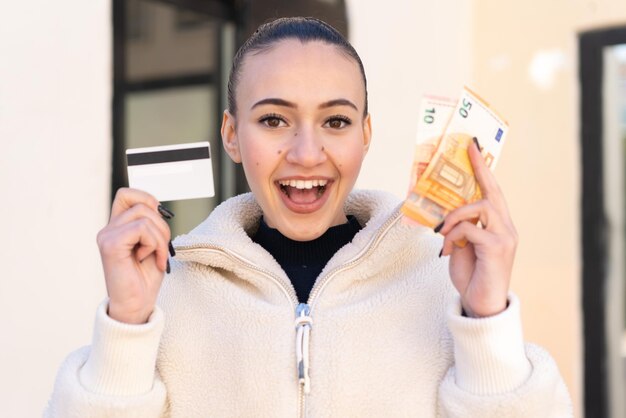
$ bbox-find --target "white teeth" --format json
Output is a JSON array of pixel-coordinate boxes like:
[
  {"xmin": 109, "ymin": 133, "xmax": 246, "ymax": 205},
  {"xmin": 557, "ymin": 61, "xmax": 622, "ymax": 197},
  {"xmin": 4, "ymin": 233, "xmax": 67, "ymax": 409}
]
[{"xmin": 278, "ymin": 179, "xmax": 328, "ymax": 189}]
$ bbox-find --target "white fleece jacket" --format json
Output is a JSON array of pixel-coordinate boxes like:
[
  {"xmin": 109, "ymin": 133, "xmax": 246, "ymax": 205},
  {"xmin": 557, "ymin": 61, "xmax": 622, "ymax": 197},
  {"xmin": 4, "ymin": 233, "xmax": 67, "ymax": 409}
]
[{"xmin": 45, "ymin": 190, "xmax": 572, "ymax": 417}]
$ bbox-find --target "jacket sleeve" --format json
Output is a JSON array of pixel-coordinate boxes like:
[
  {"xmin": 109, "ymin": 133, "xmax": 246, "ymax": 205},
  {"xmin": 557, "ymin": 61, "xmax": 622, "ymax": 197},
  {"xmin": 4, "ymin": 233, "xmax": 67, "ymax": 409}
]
[
  {"xmin": 437, "ymin": 294, "xmax": 573, "ymax": 417},
  {"xmin": 44, "ymin": 300, "xmax": 168, "ymax": 418}
]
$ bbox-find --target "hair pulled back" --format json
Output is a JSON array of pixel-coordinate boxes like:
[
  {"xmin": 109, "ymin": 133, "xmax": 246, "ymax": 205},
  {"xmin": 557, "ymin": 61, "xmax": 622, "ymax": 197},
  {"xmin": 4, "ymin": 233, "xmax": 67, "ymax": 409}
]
[{"xmin": 227, "ymin": 17, "xmax": 368, "ymax": 116}]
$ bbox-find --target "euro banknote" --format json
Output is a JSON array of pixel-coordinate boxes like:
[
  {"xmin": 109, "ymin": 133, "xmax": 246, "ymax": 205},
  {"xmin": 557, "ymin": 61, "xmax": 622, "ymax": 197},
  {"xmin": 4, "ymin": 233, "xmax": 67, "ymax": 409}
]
[
  {"xmin": 402, "ymin": 87, "xmax": 509, "ymax": 228},
  {"xmin": 407, "ymin": 96, "xmax": 456, "ymax": 192}
]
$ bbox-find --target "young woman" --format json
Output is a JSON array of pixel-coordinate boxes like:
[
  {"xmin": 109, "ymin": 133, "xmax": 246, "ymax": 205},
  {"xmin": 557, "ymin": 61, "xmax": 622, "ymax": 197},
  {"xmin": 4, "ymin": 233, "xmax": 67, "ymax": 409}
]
[{"xmin": 46, "ymin": 17, "xmax": 572, "ymax": 417}]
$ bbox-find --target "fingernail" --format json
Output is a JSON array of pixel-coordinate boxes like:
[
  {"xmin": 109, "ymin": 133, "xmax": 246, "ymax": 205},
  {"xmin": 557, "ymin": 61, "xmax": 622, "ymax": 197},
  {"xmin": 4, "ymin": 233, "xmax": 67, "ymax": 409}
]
[
  {"xmin": 438, "ymin": 248, "xmax": 443, "ymax": 258},
  {"xmin": 472, "ymin": 136, "xmax": 481, "ymax": 151},
  {"xmin": 169, "ymin": 241, "xmax": 176, "ymax": 257},
  {"xmin": 433, "ymin": 221, "xmax": 444, "ymax": 233},
  {"xmin": 158, "ymin": 205, "xmax": 175, "ymax": 219},
  {"xmin": 166, "ymin": 259, "xmax": 171, "ymax": 274}
]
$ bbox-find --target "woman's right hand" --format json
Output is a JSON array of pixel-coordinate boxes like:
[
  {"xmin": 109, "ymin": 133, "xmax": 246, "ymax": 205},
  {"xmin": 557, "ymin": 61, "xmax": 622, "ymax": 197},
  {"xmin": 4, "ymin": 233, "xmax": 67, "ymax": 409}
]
[{"xmin": 96, "ymin": 188, "xmax": 172, "ymax": 324}]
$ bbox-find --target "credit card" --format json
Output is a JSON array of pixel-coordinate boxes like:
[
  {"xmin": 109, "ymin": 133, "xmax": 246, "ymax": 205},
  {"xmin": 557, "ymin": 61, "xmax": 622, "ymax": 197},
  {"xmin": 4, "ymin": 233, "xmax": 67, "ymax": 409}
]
[{"xmin": 126, "ymin": 141, "xmax": 215, "ymax": 202}]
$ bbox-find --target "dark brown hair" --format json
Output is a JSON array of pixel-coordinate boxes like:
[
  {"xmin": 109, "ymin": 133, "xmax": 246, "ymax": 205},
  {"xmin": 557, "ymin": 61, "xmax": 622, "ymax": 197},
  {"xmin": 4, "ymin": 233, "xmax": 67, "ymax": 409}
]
[{"xmin": 227, "ymin": 17, "xmax": 368, "ymax": 116}]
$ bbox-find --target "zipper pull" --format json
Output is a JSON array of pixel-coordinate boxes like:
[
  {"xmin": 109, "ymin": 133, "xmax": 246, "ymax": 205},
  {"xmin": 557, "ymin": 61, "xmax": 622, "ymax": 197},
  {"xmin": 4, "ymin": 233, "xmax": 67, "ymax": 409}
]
[{"xmin": 295, "ymin": 303, "xmax": 312, "ymax": 394}]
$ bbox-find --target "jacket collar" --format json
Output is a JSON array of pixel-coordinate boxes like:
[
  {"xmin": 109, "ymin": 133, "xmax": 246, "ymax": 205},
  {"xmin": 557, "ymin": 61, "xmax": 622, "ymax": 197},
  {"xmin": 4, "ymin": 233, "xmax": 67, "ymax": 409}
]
[{"xmin": 172, "ymin": 189, "xmax": 408, "ymax": 274}]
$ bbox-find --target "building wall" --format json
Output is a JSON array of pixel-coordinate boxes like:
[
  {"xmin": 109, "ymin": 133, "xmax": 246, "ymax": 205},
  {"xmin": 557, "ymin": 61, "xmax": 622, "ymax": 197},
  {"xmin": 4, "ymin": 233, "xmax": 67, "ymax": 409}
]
[
  {"xmin": 349, "ymin": 0, "xmax": 473, "ymax": 197},
  {"xmin": 349, "ymin": 1, "xmax": 626, "ymax": 416},
  {"xmin": 0, "ymin": 1, "xmax": 475, "ymax": 413},
  {"xmin": 6, "ymin": 0, "xmax": 621, "ymax": 415},
  {"xmin": 470, "ymin": 1, "xmax": 626, "ymax": 416},
  {"xmin": 0, "ymin": 1, "xmax": 111, "ymax": 416}
]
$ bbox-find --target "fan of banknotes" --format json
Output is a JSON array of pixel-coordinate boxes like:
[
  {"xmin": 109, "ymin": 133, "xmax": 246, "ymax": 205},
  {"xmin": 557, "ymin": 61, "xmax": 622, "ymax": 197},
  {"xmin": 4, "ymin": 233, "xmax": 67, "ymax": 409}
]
[{"xmin": 401, "ymin": 87, "xmax": 509, "ymax": 228}]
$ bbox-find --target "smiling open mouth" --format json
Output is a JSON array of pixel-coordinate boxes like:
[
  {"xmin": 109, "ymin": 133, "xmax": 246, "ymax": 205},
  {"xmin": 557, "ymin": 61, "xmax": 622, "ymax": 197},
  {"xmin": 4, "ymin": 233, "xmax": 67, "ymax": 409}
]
[{"xmin": 277, "ymin": 179, "xmax": 328, "ymax": 204}]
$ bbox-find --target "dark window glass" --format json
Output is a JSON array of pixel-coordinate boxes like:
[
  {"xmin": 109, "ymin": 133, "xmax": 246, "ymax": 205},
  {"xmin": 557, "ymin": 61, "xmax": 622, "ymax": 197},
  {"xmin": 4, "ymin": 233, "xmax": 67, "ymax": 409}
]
[{"xmin": 114, "ymin": 0, "xmax": 348, "ymax": 236}]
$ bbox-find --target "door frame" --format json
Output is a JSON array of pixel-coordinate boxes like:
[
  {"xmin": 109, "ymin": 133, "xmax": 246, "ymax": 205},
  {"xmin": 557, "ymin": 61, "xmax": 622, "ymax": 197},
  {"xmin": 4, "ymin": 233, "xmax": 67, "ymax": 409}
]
[{"xmin": 579, "ymin": 25, "xmax": 626, "ymax": 418}]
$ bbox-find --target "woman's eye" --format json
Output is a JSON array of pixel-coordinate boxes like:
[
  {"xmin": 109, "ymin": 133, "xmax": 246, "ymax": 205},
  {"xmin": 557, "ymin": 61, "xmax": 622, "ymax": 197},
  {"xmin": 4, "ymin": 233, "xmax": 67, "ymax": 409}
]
[
  {"xmin": 260, "ymin": 115, "xmax": 287, "ymax": 128},
  {"xmin": 325, "ymin": 116, "xmax": 352, "ymax": 129}
]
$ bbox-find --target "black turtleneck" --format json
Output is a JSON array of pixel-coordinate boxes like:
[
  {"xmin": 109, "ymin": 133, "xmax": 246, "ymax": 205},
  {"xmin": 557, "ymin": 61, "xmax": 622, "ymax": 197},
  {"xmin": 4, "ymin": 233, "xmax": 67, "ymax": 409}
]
[{"xmin": 251, "ymin": 216, "xmax": 362, "ymax": 303}]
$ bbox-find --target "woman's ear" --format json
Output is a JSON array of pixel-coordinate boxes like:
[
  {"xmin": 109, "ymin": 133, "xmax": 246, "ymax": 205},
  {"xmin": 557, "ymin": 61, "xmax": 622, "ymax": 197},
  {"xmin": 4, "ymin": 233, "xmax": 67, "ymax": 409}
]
[
  {"xmin": 221, "ymin": 110, "xmax": 241, "ymax": 163},
  {"xmin": 362, "ymin": 113, "xmax": 372, "ymax": 155}
]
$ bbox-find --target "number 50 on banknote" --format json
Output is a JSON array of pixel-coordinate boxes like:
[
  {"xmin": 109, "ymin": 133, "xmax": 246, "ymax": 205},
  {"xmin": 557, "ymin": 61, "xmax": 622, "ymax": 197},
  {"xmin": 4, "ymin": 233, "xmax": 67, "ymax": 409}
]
[{"xmin": 401, "ymin": 87, "xmax": 509, "ymax": 228}]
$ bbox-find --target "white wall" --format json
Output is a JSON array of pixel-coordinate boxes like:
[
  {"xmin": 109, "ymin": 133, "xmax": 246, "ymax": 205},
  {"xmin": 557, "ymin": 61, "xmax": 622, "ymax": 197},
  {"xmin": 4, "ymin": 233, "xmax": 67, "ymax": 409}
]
[
  {"xmin": 348, "ymin": 0, "xmax": 473, "ymax": 197},
  {"xmin": 0, "ymin": 0, "xmax": 472, "ymax": 415},
  {"xmin": 0, "ymin": 1, "xmax": 111, "ymax": 415}
]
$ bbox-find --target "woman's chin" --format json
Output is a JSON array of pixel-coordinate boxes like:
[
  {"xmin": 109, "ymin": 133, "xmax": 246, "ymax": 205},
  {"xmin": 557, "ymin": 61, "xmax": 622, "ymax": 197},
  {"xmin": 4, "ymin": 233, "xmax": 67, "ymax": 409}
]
[{"xmin": 277, "ymin": 223, "xmax": 328, "ymax": 242}]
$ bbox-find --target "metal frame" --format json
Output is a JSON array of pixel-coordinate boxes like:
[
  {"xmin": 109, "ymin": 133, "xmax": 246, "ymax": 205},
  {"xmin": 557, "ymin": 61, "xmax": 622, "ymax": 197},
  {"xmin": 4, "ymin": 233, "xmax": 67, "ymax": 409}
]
[
  {"xmin": 125, "ymin": 74, "xmax": 216, "ymax": 92},
  {"xmin": 112, "ymin": 0, "xmax": 127, "ymax": 202},
  {"xmin": 579, "ymin": 25, "xmax": 626, "ymax": 418},
  {"xmin": 157, "ymin": 0, "xmax": 235, "ymax": 20},
  {"xmin": 111, "ymin": 0, "xmax": 237, "ymax": 203},
  {"xmin": 112, "ymin": 0, "xmax": 350, "ymax": 203}
]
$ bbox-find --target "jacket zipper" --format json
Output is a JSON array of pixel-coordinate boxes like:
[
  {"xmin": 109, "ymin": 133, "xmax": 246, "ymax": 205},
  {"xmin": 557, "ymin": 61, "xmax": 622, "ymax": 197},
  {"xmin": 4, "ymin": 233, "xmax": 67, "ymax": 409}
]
[
  {"xmin": 175, "ymin": 208, "xmax": 402, "ymax": 418},
  {"xmin": 295, "ymin": 211, "xmax": 401, "ymax": 417},
  {"xmin": 296, "ymin": 303, "xmax": 312, "ymax": 417},
  {"xmin": 174, "ymin": 244, "xmax": 306, "ymax": 414}
]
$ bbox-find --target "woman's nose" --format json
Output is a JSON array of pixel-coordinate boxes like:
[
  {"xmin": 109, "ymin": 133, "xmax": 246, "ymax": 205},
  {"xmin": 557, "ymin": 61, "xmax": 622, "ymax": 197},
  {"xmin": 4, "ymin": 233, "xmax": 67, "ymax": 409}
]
[{"xmin": 285, "ymin": 127, "xmax": 327, "ymax": 167}]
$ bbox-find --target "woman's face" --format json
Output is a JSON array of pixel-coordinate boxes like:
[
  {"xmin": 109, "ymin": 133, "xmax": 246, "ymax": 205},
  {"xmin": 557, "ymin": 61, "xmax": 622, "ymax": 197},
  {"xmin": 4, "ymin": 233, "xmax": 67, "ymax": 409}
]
[{"xmin": 221, "ymin": 39, "xmax": 371, "ymax": 241}]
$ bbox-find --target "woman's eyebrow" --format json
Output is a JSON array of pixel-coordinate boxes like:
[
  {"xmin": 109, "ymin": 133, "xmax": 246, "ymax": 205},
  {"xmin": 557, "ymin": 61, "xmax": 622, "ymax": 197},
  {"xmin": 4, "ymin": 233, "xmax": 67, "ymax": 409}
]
[
  {"xmin": 251, "ymin": 98, "xmax": 297, "ymax": 110},
  {"xmin": 250, "ymin": 98, "xmax": 358, "ymax": 112},
  {"xmin": 319, "ymin": 99, "xmax": 358, "ymax": 111}
]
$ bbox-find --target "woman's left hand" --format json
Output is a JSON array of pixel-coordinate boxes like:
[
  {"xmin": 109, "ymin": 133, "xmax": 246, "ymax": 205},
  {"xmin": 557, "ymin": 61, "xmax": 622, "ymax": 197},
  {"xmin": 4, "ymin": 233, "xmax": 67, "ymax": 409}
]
[{"xmin": 437, "ymin": 140, "xmax": 518, "ymax": 318}]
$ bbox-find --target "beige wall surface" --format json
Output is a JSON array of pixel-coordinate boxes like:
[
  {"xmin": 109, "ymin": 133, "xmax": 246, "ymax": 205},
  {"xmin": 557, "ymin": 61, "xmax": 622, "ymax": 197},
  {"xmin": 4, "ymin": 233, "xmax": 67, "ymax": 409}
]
[
  {"xmin": 473, "ymin": 1, "xmax": 626, "ymax": 416},
  {"xmin": 351, "ymin": 0, "xmax": 626, "ymax": 416},
  {"xmin": 0, "ymin": 1, "xmax": 111, "ymax": 416}
]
